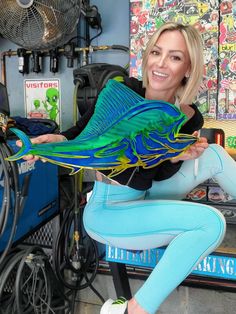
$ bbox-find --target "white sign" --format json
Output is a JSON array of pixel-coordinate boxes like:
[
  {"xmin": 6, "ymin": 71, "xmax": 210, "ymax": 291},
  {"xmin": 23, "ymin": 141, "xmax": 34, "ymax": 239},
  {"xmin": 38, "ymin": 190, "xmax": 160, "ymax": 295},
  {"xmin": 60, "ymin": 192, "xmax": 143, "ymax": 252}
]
[{"xmin": 24, "ymin": 79, "xmax": 61, "ymax": 126}]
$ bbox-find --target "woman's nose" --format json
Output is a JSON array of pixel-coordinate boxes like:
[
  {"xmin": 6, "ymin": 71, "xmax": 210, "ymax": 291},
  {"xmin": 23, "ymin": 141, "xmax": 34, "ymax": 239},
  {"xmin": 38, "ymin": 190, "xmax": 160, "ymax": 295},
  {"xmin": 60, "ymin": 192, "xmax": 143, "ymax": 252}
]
[{"xmin": 157, "ymin": 56, "xmax": 167, "ymax": 67}]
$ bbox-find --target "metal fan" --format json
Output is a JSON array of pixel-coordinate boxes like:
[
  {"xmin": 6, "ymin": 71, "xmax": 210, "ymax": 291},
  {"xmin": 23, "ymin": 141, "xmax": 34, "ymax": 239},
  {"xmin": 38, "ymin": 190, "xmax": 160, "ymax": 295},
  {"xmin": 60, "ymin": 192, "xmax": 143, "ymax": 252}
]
[{"xmin": 0, "ymin": 0, "xmax": 81, "ymax": 50}]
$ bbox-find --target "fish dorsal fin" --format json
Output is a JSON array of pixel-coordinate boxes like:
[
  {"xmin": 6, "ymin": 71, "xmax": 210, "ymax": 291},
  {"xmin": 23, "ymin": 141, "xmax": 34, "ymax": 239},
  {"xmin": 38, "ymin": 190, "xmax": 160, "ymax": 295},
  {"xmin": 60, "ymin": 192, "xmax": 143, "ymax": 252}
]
[{"xmin": 78, "ymin": 79, "xmax": 145, "ymax": 140}]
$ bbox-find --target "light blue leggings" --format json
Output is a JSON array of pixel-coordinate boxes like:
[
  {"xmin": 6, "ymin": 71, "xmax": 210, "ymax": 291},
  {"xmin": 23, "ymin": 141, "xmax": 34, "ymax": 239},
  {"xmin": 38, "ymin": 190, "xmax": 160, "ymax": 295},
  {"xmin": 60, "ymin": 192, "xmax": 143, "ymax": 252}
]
[{"xmin": 83, "ymin": 144, "xmax": 235, "ymax": 314}]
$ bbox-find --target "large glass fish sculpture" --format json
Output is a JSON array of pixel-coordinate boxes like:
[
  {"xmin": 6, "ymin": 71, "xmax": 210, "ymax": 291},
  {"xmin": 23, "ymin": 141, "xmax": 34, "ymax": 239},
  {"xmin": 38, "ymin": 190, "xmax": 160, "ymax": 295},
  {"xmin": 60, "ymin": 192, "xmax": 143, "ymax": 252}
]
[{"xmin": 7, "ymin": 79, "xmax": 197, "ymax": 176}]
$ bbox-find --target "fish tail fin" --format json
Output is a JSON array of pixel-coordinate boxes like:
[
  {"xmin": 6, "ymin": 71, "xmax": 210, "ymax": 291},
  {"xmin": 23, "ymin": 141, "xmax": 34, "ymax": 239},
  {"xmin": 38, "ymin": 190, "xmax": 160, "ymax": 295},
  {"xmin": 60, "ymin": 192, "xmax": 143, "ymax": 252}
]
[{"xmin": 6, "ymin": 128, "xmax": 32, "ymax": 161}]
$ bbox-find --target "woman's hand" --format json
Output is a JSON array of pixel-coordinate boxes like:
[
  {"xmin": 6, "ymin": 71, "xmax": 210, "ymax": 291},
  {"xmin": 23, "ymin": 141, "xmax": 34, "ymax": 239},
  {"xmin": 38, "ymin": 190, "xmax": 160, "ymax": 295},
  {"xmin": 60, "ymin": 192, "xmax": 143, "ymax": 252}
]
[
  {"xmin": 16, "ymin": 133, "xmax": 67, "ymax": 164},
  {"xmin": 171, "ymin": 131, "xmax": 209, "ymax": 163}
]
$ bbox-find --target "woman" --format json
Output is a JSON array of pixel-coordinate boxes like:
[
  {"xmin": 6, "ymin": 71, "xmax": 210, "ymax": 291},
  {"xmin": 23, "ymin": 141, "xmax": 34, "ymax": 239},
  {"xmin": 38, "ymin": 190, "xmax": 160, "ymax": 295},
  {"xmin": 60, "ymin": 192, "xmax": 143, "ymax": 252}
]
[{"xmin": 19, "ymin": 23, "xmax": 235, "ymax": 314}]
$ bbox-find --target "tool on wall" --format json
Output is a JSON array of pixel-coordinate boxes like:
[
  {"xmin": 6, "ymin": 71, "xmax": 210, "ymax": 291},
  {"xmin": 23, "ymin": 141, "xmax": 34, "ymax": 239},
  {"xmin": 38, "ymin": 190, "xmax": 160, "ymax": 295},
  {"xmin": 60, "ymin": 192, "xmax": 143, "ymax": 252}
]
[
  {"xmin": 64, "ymin": 43, "xmax": 76, "ymax": 68},
  {"xmin": 32, "ymin": 51, "xmax": 43, "ymax": 73},
  {"xmin": 49, "ymin": 48, "xmax": 59, "ymax": 74},
  {"xmin": 17, "ymin": 48, "xmax": 30, "ymax": 75}
]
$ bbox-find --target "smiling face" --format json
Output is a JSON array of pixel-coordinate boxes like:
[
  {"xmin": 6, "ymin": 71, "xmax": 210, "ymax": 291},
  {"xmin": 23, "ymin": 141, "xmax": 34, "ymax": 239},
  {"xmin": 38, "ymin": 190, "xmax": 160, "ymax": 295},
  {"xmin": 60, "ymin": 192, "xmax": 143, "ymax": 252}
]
[{"xmin": 145, "ymin": 30, "xmax": 191, "ymax": 103}]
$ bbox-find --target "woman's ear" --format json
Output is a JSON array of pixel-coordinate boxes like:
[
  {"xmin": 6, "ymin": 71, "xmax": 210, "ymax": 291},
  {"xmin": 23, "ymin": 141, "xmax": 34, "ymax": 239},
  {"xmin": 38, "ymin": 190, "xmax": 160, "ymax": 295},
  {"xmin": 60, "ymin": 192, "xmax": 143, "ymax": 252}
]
[
  {"xmin": 185, "ymin": 71, "xmax": 190, "ymax": 78},
  {"xmin": 185, "ymin": 67, "xmax": 191, "ymax": 78}
]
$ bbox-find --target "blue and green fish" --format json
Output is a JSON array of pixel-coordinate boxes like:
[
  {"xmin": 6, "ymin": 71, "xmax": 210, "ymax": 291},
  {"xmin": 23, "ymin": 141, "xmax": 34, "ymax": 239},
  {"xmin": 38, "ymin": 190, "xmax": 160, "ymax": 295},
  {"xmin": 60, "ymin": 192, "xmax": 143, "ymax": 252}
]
[{"xmin": 7, "ymin": 79, "xmax": 197, "ymax": 176}]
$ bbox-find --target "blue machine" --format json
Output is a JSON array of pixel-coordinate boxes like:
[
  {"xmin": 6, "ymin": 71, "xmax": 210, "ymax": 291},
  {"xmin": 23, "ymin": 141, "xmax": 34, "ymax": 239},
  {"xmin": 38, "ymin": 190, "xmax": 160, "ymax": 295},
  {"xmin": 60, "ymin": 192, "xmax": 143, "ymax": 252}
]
[
  {"xmin": 0, "ymin": 81, "xmax": 59, "ymax": 254},
  {"xmin": 0, "ymin": 139, "xmax": 59, "ymax": 252}
]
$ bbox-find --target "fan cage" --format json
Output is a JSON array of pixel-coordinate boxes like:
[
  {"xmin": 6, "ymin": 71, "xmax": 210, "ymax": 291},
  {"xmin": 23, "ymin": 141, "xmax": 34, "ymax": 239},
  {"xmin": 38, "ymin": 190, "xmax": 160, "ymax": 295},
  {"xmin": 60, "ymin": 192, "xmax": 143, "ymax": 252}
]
[{"xmin": 0, "ymin": 0, "xmax": 81, "ymax": 50}]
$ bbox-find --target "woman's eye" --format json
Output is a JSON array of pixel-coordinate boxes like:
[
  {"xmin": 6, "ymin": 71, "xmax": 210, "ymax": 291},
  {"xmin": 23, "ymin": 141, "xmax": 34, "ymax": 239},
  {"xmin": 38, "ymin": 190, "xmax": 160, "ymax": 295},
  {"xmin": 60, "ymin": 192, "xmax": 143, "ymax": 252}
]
[
  {"xmin": 151, "ymin": 50, "xmax": 160, "ymax": 55},
  {"xmin": 172, "ymin": 55, "xmax": 181, "ymax": 61}
]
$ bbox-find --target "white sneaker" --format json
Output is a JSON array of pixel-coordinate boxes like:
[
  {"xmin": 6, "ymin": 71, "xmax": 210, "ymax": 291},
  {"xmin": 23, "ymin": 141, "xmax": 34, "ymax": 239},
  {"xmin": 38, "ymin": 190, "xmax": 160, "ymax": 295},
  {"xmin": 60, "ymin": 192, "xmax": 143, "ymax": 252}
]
[{"xmin": 100, "ymin": 297, "xmax": 128, "ymax": 314}]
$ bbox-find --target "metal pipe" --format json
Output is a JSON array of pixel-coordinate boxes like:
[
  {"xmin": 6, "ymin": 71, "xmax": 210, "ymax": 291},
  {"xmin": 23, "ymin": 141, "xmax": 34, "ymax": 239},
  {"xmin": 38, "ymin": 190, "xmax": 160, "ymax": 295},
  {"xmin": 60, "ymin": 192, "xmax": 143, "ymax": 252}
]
[
  {"xmin": 0, "ymin": 44, "xmax": 129, "ymax": 85},
  {"xmin": 1, "ymin": 52, "xmax": 6, "ymax": 85}
]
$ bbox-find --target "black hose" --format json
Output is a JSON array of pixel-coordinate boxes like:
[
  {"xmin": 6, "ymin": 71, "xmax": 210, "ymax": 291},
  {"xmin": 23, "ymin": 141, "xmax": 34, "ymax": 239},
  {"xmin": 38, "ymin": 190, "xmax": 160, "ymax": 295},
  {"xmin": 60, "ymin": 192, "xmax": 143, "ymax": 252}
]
[
  {"xmin": 111, "ymin": 44, "xmax": 130, "ymax": 52},
  {"xmin": 52, "ymin": 197, "xmax": 104, "ymax": 300},
  {"xmin": 0, "ymin": 142, "xmax": 21, "ymax": 267},
  {"xmin": 0, "ymin": 245, "xmax": 71, "ymax": 314},
  {"xmin": 0, "ymin": 144, "xmax": 11, "ymax": 236},
  {"xmin": 15, "ymin": 246, "xmax": 51, "ymax": 314}
]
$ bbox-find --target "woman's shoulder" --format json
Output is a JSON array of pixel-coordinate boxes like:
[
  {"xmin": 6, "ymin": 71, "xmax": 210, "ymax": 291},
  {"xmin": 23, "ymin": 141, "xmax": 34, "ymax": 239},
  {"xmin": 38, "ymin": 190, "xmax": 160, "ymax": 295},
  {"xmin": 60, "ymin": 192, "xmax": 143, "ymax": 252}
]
[
  {"xmin": 181, "ymin": 102, "xmax": 202, "ymax": 117},
  {"xmin": 189, "ymin": 103, "xmax": 204, "ymax": 121},
  {"xmin": 180, "ymin": 103, "xmax": 204, "ymax": 133}
]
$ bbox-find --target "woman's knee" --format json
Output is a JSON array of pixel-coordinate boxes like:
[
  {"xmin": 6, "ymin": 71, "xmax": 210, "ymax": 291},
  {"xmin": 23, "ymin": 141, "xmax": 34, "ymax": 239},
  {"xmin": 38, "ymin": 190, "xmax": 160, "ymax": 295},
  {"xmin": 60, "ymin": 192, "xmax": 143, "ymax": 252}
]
[
  {"xmin": 196, "ymin": 144, "xmax": 225, "ymax": 176},
  {"xmin": 201, "ymin": 205, "xmax": 226, "ymax": 248},
  {"xmin": 202, "ymin": 144, "xmax": 224, "ymax": 161},
  {"xmin": 209, "ymin": 143, "xmax": 227, "ymax": 156}
]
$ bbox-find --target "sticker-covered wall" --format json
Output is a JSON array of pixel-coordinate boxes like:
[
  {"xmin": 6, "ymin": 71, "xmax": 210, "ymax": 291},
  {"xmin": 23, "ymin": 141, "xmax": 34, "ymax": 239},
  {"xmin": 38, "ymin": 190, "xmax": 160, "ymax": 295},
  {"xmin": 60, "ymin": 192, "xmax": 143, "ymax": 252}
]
[{"xmin": 129, "ymin": 0, "xmax": 236, "ymax": 149}]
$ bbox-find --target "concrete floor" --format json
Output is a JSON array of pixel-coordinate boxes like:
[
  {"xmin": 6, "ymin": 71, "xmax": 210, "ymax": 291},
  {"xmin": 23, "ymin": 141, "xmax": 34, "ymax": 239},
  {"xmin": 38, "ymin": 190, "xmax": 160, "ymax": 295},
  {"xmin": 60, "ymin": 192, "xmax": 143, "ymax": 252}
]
[{"xmin": 74, "ymin": 273, "xmax": 236, "ymax": 314}]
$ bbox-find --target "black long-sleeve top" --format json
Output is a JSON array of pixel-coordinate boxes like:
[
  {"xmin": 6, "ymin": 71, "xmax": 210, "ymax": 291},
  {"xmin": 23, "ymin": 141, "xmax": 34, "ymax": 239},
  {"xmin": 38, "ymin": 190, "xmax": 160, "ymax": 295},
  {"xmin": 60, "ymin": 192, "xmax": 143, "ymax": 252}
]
[{"xmin": 61, "ymin": 77, "xmax": 204, "ymax": 190}]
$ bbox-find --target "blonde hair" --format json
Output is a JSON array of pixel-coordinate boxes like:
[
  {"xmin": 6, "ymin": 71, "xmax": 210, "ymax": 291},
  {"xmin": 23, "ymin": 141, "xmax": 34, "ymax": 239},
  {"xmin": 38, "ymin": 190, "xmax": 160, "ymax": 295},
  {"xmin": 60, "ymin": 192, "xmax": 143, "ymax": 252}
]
[{"xmin": 142, "ymin": 22, "xmax": 204, "ymax": 105}]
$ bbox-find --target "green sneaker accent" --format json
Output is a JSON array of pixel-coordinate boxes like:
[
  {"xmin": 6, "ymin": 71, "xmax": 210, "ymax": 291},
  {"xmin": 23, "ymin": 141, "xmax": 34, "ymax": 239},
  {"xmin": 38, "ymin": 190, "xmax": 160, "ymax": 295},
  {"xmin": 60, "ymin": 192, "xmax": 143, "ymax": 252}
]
[
  {"xmin": 100, "ymin": 297, "xmax": 128, "ymax": 314},
  {"xmin": 112, "ymin": 297, "xmax": 127, "ymax": 305}
]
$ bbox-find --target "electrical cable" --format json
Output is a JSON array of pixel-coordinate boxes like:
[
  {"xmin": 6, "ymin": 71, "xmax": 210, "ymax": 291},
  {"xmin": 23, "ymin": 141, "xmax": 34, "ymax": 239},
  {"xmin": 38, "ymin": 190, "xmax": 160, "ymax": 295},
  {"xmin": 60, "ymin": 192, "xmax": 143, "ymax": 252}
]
[
  {"xmin": 0, "ymin": 249, "xmax": 25, "ymax": 314},
  {"xmin": 66, "ymin": 35, "xmax": 87, "ymax": 44},
  {"xmin": 52, "ymin": 203, "xmax": 76, "ymax": 290},
  {"xmin": 0, "ymin": 142, "xmax": 21, "ymax": 267},
  {"xmin": 15, "ymin": 247, "xmax": 52, "ymax": 314},
  {"xmin": 89, "ymin": 26, "xmax": 103, "ymax": 45},
  {"xmin": 65, "ymin": 210, "xmax": 98, "ymax": 289},
  {"xmin": 69, "ymin": 290, "xmax": 77, "ymax": 314},
  {"xmin": 0, "ymin": 143, "xmax": 11, "ymax": 236},
  {"xmin": 0, "ymin": 245, "xmax": 71, "ymax": 314}
]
